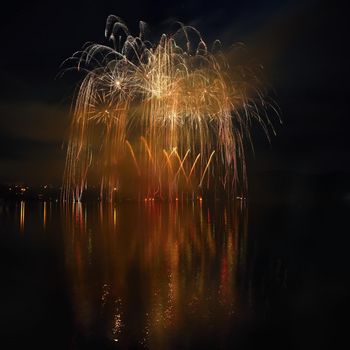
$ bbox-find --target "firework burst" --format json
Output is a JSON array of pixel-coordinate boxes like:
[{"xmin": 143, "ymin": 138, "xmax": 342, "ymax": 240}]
[{"xmin": 62, "ymin": 15, "xmax": 278, "ymax": 202}]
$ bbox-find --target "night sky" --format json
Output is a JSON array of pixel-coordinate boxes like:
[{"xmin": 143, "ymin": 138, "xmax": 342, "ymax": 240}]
[{"xmin": 0, "ymin": 0, "xmax": 347, "ymax": 185}]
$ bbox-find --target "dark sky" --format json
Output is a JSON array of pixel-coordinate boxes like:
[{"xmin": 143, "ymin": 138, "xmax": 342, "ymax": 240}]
[{"xmin": 0, "ymin": 0, "xmax": 347, "ymax": 185}]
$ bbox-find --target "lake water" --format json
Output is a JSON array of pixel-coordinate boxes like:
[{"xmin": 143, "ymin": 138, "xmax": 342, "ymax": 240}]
[{"xmin": 0, "ymin": 189, "xmax": 347, "ymax": 349}]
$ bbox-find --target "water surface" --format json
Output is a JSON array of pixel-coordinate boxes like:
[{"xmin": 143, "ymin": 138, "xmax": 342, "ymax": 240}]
[{"xmin": 6, "ymin": 196, "xmax": 341, "ymax": 349}]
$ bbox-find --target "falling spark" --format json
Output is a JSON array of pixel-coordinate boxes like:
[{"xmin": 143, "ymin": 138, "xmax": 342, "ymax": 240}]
[
  {"xmin": 62, "ymin": 15, "xmax": 278, "ymax": 201},
  {"xmin": 199, "ymin": 150, "xmax": 215, "ymax": 187},
  {"xmin": 125, "ymin": 140, "xmax": 141, "ymax": 176}
]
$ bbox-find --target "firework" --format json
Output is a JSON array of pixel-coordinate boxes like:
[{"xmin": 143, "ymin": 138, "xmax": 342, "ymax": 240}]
[{"xmin": 62, "ymin": 15, "xmax": 278, "ymax": 202}]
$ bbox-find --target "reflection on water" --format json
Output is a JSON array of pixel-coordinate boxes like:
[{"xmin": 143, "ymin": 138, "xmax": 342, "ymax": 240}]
[
  {"xmin": 1, "ymin": 200, "xmax": 258, "ymax": 348},
  {"xmin": 43, "ymin": 201, "xmax": 47, "ymax": 231},
  {"xmin": 63, "ymin": 202, "xmax": 248, "ymax": 348},
  {"xmin": 19, "ymin": 201, "xmax": 25, "ymax": 232},
  {"xmin": 2, "ymin": 186, "xmax": 345, "ymax": 349}
]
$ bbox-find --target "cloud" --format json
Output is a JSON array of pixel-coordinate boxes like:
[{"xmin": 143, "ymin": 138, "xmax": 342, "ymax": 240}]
[
  {"xmin": 0, "ymin": 101, "xmax": 70, "ymax": 143},
  {"xmin": 0, "ymin": 101, "xmax": 70, "ymax": 184}
]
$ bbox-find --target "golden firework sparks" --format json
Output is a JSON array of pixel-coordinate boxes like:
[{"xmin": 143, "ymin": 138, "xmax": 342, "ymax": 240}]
[{"xmin": 62, "ymin": 16, "xmax": 279, "ymax": 202}]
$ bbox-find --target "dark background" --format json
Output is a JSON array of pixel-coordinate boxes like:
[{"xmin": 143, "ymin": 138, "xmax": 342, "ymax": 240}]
[{"xmin": 0, "ymin": 1, "xmax": 349, "ymax": 349}]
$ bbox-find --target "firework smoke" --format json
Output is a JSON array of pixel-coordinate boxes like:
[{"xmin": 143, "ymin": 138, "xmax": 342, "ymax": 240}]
[{"xmin": 62, "ymin": 15, "xmax": 277, "ymax": 202}]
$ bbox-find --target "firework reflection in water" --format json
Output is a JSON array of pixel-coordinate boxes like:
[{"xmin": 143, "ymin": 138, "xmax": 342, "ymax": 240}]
[
  {"xmin": 62, "ymin": 16, "xmax": 278, "ymax": 201},
  {"xmin": 63, "ymin": 201, "xmax": 248, "ymax": 348}
]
